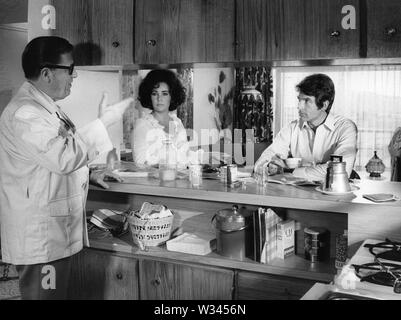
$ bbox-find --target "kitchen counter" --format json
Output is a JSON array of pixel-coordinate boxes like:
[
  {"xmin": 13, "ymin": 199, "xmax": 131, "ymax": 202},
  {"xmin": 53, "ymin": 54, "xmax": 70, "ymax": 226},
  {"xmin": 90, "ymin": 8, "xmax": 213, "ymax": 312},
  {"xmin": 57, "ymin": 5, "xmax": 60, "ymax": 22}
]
[
  {"xmin": 89, "ymin": 176, "xmax": 401, "ymax": 213},
  {"xmin": 88, "ymin": 176, "xmax": 401, "ymax": 252},
  {"xmin": 85, "ymin": 176, "xmax": 401, "ymax": 284}
]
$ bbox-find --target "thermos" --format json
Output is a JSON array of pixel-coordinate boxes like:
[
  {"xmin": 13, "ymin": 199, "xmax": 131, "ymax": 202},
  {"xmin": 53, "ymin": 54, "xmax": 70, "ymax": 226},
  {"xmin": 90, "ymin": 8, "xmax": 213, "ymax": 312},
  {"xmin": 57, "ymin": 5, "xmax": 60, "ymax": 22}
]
[{"xmin": 325, "ymin": 155, "xmax": 351, "ymax": 193}]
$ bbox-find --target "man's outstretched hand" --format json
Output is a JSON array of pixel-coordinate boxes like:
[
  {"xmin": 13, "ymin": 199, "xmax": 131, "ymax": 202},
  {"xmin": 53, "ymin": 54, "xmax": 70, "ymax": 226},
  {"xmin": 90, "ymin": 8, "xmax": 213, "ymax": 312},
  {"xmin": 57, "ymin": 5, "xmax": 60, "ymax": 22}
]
[{"xmin": 98, "ymin": 92, "xmax": 134, "ymax": 128}]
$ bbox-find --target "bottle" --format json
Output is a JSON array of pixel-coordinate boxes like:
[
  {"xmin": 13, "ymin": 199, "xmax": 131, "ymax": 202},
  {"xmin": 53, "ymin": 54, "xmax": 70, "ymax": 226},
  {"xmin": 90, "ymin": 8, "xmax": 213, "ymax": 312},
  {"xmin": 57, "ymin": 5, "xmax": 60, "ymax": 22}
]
[
  {"xmin": 335, "ymin": 230, "xmax": 348, "ymax": 271},
  {"xmin": 159, "ymin": 139, "xmax": 177, "ymax": 181},
  {"xmin": 107, "ymin": 148, "xmax": 118, "ymax": 170}
]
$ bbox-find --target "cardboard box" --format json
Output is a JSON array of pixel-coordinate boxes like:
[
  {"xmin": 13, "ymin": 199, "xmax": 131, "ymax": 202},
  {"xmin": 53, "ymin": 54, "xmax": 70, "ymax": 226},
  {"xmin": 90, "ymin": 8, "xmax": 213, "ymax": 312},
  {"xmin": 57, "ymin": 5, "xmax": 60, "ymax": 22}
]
[
  {"xmin": 277, "ymin": 220, "xmax": 295, "ymax": 259},
  {"xmin": 166, "ymin": 232, "xmax": 216, "ymax": 255}
]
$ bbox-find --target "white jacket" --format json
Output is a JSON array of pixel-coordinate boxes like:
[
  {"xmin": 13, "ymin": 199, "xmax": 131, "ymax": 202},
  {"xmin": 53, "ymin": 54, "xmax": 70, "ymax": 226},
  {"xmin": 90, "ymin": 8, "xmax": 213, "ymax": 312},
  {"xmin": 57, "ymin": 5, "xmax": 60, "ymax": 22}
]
[{"xmin": 0, "ymin": 81, "xmax": 112, "ymax": 265}]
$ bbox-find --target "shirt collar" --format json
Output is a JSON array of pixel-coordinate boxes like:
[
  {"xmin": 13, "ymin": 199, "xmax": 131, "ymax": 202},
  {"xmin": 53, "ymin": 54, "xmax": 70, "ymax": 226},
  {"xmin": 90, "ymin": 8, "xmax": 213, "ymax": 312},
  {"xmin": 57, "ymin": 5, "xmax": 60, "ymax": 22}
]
[
  {"xmin": 142, "ymin": 109, "xmax": 180, "ymax": 127},
  {"xmin": 299, "ymin": 113, "xmax": 335, "ymax": 131},
  {"xmin": 23, "ymin": 81, "xmax": 59, "ymax": 114}
]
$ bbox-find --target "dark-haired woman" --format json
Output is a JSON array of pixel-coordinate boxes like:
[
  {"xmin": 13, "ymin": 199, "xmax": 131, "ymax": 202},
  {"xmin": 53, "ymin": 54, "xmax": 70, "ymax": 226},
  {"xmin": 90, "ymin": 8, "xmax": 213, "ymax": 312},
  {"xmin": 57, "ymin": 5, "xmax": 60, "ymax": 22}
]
[{"xmin": 131, "ymin": 69, "xmax": 200, "ymax": 167}]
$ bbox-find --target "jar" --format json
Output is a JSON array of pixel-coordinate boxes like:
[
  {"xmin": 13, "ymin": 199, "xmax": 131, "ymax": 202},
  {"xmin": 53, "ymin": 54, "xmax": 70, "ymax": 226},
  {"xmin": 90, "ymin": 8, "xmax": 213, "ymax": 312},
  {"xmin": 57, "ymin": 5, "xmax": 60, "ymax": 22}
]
[
  {"xmin": 213, "ymin": 205, "xmax": 251, "ymax": 261},
  {"xmin": 365, "ymin": 151, "xmax": 385, "ymax": 178},
  {"xmin": 159, "ymin": 139, "xmax": 177, "ymax": 181}
]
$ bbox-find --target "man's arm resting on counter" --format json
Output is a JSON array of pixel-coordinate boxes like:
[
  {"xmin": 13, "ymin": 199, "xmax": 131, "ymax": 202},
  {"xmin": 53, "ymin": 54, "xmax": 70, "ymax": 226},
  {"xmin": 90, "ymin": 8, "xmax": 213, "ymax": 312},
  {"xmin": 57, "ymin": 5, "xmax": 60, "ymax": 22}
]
[
  {"xmin": 254, "ymin": 124, "xmax": 292, "ymax": 171},
  {"xmin": 292, "ymin": 119, "xmax": 358, "ymax": 181}
]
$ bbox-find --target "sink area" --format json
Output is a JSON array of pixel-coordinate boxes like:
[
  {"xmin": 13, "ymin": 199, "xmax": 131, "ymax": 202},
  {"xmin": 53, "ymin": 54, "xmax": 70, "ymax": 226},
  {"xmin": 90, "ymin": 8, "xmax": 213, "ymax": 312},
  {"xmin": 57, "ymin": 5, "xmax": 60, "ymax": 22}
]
[
  {"xmin": 320, "ymin": 290, "xmax": 377, "ymax": 300},
  {"xmin": 301, "ymin": 283, "xmax": 384, "ymax": 300}
]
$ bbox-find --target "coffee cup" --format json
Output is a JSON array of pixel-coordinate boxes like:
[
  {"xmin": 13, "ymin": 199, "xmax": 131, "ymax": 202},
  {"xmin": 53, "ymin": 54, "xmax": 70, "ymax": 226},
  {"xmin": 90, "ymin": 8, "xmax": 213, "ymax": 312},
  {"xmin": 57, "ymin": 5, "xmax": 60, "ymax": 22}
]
[{"xmin": 285, "ymin": 157, "xmax": 302, "ymax": 169}]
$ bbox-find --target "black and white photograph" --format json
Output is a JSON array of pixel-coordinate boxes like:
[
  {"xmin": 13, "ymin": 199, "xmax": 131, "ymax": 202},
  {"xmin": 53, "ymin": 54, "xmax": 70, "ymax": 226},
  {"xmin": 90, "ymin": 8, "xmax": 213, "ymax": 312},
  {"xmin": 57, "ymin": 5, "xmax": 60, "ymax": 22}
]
[{"xmin": 1, "ymin": 0, "xmax": 401, "ymax": 309}]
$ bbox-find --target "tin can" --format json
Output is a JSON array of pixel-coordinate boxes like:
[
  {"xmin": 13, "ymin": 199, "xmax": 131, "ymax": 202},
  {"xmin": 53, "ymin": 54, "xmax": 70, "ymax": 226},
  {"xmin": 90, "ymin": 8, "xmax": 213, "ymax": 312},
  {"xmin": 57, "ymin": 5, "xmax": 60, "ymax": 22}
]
[
  {"xmin": 227, "ymin": 164, "xmax": 238, "ymax": 185},
  {"xmin": 304, "ymin": 227, "xmax": 330, "ymax": 262},
  {"xmin": 189, "ymin": 164, "xmax": 202, "ymax": 186}
]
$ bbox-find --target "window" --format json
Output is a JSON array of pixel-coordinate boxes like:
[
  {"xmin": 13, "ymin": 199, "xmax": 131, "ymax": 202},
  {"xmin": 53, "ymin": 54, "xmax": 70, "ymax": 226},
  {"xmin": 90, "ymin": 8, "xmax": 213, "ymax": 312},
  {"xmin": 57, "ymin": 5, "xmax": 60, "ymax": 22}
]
[{"xmin": 273, "ymin": 65, "xmax": 401, "ymax": 180}]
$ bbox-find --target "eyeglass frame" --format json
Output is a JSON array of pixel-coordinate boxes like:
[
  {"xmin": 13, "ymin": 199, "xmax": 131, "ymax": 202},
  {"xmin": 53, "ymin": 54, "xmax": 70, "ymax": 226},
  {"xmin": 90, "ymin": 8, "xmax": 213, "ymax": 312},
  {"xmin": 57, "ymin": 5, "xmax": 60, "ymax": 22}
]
[{"xmin": 40, "ymin": 63, "xmax": 75, "ymax": 75}]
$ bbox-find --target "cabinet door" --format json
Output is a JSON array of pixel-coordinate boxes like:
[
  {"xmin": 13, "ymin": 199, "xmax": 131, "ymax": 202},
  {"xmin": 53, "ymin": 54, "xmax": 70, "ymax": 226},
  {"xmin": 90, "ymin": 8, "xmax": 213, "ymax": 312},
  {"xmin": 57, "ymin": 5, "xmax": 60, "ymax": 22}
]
[
  {"xmin": 366, "ymin": 0, "xmax": 401, "ymax": 58},
  {"xmin": 68, "ymin": 249, "xmax": 139, "ymax": 300},
  {"xmin": 236, "ymin": 271, "xmax": 317, "ymax": 300},
  {"xmin": 139, "ymin": 260, "xmax": 234, "ymax": 299},
  {"xmin": 51, "ymin": 0, "xmax": 133, "ymax": 65},
  {"xmin": 135, "ymin": 0, "xmax": 235, "ymax": 64},
  {"xmin": 236, "ymin": 0, "xmax": 360, "ymax": 61}
]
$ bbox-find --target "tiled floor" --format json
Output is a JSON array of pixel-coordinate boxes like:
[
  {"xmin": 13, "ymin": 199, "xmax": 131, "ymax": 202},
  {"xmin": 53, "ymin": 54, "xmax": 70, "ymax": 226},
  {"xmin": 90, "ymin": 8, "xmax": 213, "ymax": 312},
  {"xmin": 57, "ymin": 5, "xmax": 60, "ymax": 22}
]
[{"xmin": 0, "ymin": 264, "xmax": 21, "ymax": 300}]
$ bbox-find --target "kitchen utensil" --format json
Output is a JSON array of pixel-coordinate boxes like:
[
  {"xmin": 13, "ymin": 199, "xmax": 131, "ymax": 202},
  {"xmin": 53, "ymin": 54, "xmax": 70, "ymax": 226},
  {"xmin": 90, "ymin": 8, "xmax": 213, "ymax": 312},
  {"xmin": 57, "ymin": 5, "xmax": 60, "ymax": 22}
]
[{"xmin": 325, "ymin": 159, "xmax": 351, "ymax": 193}]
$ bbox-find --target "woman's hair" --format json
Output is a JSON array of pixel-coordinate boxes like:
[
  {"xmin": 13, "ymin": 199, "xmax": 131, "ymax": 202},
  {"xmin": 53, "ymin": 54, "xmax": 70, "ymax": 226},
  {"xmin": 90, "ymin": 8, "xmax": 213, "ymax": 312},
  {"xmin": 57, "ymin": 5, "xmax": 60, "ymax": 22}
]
[
  {"xmin": 138, "ymin": 69, "xmax": 186, "ymax": 111},
  {"xmin": 22, "ymin": 36, "xmax": 74, "ymax": 80},
  {"xmin": 296, "ymin": 73, "xmax": 335, "ymax": 114}
]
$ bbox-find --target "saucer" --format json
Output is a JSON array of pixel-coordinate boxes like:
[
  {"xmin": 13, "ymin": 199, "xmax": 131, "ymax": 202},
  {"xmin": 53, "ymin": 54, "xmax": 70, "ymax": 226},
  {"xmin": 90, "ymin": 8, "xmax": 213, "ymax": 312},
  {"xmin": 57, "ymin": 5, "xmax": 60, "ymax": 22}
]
[{"xmin": 315, "ymin": 185, "xmax": 360, "ymax": 195}]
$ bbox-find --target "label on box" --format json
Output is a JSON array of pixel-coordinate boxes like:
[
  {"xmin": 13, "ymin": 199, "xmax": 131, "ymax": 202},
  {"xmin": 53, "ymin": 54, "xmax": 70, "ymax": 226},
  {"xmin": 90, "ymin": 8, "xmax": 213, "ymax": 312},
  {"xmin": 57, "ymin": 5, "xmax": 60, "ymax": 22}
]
[{"xmin": 277, "ymin": 220, "xmax": 295, "ymax": 259}]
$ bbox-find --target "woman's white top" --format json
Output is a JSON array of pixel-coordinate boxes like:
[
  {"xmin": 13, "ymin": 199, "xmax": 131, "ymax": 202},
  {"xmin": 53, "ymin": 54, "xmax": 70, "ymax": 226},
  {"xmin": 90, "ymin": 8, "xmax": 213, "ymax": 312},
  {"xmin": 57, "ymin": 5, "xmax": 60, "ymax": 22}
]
[{"xmin": 131, "ymin": 110, "xmax": 199, "ymax": 167}]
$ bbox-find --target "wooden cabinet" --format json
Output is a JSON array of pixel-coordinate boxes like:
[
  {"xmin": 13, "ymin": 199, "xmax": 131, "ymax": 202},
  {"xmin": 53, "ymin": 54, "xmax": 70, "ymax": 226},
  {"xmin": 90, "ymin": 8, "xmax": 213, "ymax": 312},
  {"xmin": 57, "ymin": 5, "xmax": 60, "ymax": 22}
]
[
  {"xmin": 139, "ymin": 259, "xmax": 234, "ymax": 299},
  {"xmin": 366, "ymin": 0, "xmax": 401, "ymax": 58},
  {"xmin": 236, "ymin": 0, "xmax": 360, "ymax": 61},
  {"xmin": 236, "ymin": 271, "xmax": 318, "ymax": 300},
  {"xmin": 68, "ymin": 248, "xmax": 139, "ymax": 300},
  {"xmin": 50, "ymin": 0, "xmax": 134, "ymax": 65},
  {"xmin": 135, "ymin": 0, "xmax": 235, "ymax": 64}
]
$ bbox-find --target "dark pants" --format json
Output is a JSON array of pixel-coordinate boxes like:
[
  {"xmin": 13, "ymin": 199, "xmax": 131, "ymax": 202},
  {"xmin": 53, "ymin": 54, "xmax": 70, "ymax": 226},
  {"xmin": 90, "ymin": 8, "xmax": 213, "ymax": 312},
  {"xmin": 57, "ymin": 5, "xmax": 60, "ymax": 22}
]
[{"xmin": 16, "ymin": 255, "xmax": 72, "ymax": 300}]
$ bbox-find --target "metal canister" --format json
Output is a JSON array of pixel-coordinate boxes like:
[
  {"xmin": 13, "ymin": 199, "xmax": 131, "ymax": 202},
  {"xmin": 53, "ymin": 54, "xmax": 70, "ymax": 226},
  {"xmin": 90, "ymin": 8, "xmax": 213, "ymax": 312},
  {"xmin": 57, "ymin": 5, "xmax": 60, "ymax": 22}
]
[
  {"xmin": 304, "ymin": 227, "xmax": 330, "ymax": 262},
  {"xmin": 227, "ymin": 164, "xmax": 238, "ymax": 185},
  {"xmin": 213, "ymin": 205, "xmax": 251, "ymax": 261}
]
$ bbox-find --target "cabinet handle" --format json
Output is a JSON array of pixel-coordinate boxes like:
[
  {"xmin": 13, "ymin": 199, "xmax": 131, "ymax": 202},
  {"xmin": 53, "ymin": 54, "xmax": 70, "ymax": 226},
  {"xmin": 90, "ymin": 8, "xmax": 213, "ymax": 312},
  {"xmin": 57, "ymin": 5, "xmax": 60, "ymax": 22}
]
[
  {"xmin": 116, "ymin": 273, "xmax": 123, "ymax": 280},
  {"xmin": 112, "ymin": 41, "xmax": 120, "ymax": 48},
  {"xmin": 152, "ymin": 277, "xmax": 161, "ymax": 286},
  {"xmin": 146, "ymin": 39, "xmax": 157, "ymax": 47},
  {"xmin": 330, "ymin": 30, "xmax": 341, "ymax": 38},
  {"xmin": 385, "ymin": 27, "xmax": 397, "ymax": 37}
]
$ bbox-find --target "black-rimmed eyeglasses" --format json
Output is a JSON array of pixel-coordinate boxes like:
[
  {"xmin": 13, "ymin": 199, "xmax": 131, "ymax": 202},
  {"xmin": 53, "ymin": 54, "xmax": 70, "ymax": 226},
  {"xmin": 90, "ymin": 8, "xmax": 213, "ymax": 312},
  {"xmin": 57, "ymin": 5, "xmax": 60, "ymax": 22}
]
[{"xmin": 40, "ymin": 63, "xmax": 75, "ymax": 75}]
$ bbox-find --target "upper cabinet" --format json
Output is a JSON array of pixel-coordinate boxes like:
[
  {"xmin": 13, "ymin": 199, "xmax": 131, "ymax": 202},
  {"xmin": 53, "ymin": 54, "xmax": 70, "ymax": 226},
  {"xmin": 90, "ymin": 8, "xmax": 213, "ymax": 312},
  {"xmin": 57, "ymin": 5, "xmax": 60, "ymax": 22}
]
[
  {"xmin": 27, "ymin": 0, "xmax": 401, "ymax": 65},
  {"xmin": 52, "ymin": 0, "xmax": 134, "ymax": 65},
  {"xmin": 366, "ymin": 0, "xmax": 401, "ymax": 58},
  {"xmin": 135, "ymin": 0, "xmax": 235, "ymax": 64},
  {"xmin": 29, "ymin": 0, "xmax": 134, "ymax": 65},
  {"xmin": 236, "ymin": 0, "xmax": 360, "ymax": 61}
]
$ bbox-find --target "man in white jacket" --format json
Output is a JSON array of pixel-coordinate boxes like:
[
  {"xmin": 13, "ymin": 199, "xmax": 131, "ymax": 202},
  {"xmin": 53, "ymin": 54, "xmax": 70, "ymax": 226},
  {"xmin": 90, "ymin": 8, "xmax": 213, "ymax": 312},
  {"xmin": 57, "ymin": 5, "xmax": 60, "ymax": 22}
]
[{"xmin": 0, "ymin": 36, "xmax": 133, "ymax": 299}]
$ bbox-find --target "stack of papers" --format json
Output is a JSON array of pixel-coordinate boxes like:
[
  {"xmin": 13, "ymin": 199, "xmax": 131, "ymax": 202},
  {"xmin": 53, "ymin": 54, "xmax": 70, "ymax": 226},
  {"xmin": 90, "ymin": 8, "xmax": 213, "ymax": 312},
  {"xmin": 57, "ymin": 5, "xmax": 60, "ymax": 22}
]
[{"xmin": 166, "ymin": 232, "xmax": 216, "ymax": 255}]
